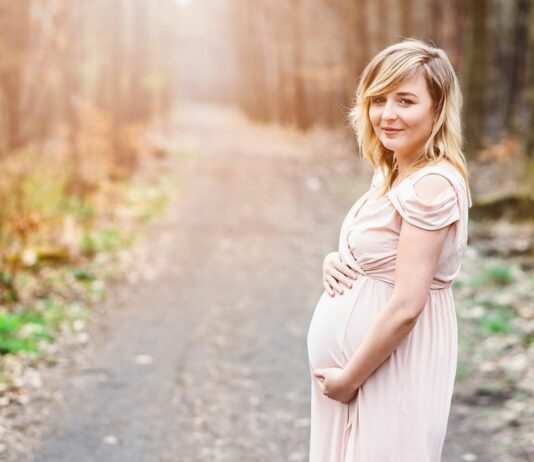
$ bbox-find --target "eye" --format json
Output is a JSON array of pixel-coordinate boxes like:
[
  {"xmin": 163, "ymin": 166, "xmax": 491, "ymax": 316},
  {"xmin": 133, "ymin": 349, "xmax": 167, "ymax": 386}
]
[
  {"xmin": 371, "ymin": 96, "xmax": 384, "ymax": 104},
  {"xmin": 399, "ymin": 98, "xmax": 413, "ymax": 105}
]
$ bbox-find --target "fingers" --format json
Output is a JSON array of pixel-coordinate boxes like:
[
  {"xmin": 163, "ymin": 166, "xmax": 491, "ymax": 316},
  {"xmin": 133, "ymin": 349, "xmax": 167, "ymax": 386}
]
[
  {"xmin": 323, "ymin": 273, "xmax": 349, "ymax": 297},
  {"xmin": 338, "ymin": 253, "xmax": 359, "ymax": 278},
  {"xmin": 324, "ymin": 265, "xmax": 356, "ymax": 292},
  {"xmin": 329, "ymin": 267, "xmax": 354, "ymax": 289},
  {"xmin": 334, "ymin": 258, "xmax": 359, "ymax": 281},
  {"xmin": 322, "ymin": 251, "xmax": 359, "ymax": 297},
  {"xmin": 322, "ymin": 279, "xmax": 335, "ymax": 297},
  {"xmin": 313, "ymin": 370, "xmax": 326, "ymax": 393},
  {"xmin": 325, "ymin": 275, "xmax": 344, "ymax": 296}
]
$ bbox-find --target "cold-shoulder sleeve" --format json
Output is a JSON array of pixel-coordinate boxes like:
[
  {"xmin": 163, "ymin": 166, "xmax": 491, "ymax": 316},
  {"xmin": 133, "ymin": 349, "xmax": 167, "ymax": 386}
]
[{"xmin": 387, "ymin": 173, "xmax": 461, "ymax": 231}]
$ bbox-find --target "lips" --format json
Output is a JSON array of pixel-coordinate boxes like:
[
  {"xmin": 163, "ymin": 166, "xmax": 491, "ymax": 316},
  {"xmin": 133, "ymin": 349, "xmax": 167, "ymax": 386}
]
[{"xmin": 382, "ymin": 128, "xmax": 403, "ymax": 137}]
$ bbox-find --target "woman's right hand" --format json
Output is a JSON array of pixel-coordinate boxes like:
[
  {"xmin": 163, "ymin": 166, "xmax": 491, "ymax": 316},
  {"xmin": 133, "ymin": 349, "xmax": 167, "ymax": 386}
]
[{"xmin": 322, "ymin": 251, "xmax": 358, "ymax": 297}]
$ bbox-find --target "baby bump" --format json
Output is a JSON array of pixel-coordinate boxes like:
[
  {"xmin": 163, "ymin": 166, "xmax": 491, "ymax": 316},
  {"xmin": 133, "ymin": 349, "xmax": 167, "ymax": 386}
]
[
  {"xmin": 307, "ymin": 279, "xmax": 366, "ymax": 370},
  {"xmin": 307, "ymin": 276, "xmax": 394, "ymax": 371}
]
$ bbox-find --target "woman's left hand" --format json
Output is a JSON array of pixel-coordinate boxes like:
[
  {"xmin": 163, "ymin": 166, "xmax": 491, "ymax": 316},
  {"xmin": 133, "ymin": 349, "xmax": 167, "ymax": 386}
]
[{"xmin": 313, "ymin": 367, "xmax": 358, "ymax": 404}]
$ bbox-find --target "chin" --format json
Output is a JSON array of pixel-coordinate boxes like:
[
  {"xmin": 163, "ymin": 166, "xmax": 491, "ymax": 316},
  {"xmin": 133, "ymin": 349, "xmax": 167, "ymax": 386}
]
[{"xmin": 381, "ymin": 139, "xmax": 401, "ymax": 150}]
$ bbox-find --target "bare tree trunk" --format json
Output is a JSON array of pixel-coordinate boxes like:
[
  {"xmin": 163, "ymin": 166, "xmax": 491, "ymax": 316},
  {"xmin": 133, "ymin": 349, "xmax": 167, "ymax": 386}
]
[
  {"xmin": 504, "ymin": 0, "xmax": 531, "ymax": 134},
  {"xmin": 446, "ymin": 0, "xmax": 464, "ymax": 71},
  {"xmin": 110, "ymin": 0, "xmax": 125, "ymax": 172},
  {"xmin": 462, "ymin": 0, "xmax": 488, "ymax": 155},
  {"xmin": 399, "ymin": 0, "xmax": 413, "ymax": 38},
  {"xmin": 377, "ymin": 0, "xmax": 390, "ymax": 46},
  {"xmin": 129, "ymin": 0, "xmax": 151, "ymax": 124},
  {"xmin": 63, "ymin": 2, "xmax": 84, "ymax": 194},
  {"xmin": 275, "ymin": 30, "xmax": 293, "ymax": 125},
  {"xmin": 342, "ymin": 0, "xmax": 369, "ymax": 106},
  {"xmin": 430, "ymin": 0, "xmax": 443, "ymax": 46},
  {"xmin": 292, "ymin": 0, "xmax": 310, "ymax": 130},
  {"xmin": 232, "ymin": 0, "xmax": 270, "ymax": 122},
  {"xmin": 0, "ymin": 0, "xmax": 31, "ymax": 151},
  {"xmin": 524, "ymin": 0, "xmax": 534, "ymax": 160}
]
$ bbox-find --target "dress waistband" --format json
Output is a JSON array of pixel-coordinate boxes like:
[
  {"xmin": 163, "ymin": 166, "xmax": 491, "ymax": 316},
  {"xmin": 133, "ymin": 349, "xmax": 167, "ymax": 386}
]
[
  {"xmin": 339, "ymin": 246, "xmax": 453, "ymax": 290},
  {"xmin": 353, "ymin": 269, "xmax": 453, "ymax": 290}
]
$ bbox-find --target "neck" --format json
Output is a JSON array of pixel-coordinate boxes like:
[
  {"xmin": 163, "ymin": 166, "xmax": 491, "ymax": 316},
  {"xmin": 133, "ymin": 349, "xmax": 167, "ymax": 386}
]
[{"xmin": 394, "ymin": 149, "xmax": 426, "ymax": 179}]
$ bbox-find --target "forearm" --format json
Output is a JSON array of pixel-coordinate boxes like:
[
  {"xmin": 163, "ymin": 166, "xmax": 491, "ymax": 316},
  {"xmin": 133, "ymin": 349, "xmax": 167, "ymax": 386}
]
[{"xmin": 344, "ymin": 300, "xmax": 418, "ymax": 390}]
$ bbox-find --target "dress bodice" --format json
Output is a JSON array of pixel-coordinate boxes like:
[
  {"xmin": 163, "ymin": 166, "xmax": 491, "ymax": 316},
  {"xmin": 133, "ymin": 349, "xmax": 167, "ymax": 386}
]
[{"xmin": 337, "ymin": 163, "xmax": 470, "ymax": 289}]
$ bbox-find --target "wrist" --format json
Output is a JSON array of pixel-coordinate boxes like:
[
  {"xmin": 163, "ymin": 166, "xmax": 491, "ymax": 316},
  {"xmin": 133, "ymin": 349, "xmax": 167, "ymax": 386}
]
[{"xmin": 343, "ymin": 365, "xmax": 362, "ymax": 391}]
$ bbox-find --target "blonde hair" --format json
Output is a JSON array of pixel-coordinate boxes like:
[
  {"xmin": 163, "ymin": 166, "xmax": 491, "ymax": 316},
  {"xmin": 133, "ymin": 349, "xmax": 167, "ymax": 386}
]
[{"xmin": 348, "ymin": 38, "xmax": 473, "ymax": 207}]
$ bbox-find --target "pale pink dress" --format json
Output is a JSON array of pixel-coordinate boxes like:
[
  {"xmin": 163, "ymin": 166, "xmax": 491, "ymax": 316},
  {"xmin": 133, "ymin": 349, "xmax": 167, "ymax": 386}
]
[{"xmin": 307, "ymin": 162, "xmax": 470, "ymax": 462}]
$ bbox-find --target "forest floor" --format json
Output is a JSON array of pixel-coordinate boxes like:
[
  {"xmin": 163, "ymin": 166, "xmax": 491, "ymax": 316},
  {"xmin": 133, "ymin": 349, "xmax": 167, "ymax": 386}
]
[{"xmin": 1, "ymin": 102, "xmax": 532, "ymax": 461}]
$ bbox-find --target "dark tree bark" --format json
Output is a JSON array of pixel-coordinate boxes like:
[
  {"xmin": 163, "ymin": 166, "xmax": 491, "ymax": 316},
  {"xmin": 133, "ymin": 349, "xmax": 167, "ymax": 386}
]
[
  {"xmin": 524, "ymin": 0, "xmax": 534, "ymax": 159},
  {"xmin": 462, "ymin": 0, "xmax": 488, "ymax": 155},
  {"xmin": 377, "ymin": 0, "xmax": 390, "ymax": 46},
  {"xmin": 504, "ymin": 0, "xmax": 531, "ymax": 134},
  {"xmin": 429, "ymin": 0, "xmax": 443, "ymax": 46},
  {"xmin": 399, "ymin": 0, "xmax": 413, "ymax": 38}
]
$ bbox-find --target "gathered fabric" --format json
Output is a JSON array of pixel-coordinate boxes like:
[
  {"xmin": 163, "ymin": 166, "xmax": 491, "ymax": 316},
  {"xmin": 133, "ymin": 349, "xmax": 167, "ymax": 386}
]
[{"xmin": 307, "ymin": 163, "xmax": 469, "ymax": 461}]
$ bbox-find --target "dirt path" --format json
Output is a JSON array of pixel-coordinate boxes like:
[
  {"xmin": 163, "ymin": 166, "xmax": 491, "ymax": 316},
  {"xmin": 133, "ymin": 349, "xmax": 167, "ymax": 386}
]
[{"xmin": 13, "ymin": 104, "xmax": 505, "ymax": 461}]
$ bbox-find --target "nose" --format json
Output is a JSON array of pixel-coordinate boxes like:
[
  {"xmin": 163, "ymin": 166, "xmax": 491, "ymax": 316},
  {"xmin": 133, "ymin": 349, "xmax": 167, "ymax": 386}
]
[{"xmin": 381, "ymin": 99, "xmax": 397, "ymax": 121}]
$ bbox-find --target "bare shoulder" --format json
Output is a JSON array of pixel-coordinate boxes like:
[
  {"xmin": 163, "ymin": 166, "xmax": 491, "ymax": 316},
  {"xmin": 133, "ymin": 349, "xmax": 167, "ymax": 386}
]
[{"xmin": 413, "ymin": 171, "xmax": 455, "ymax": 203}]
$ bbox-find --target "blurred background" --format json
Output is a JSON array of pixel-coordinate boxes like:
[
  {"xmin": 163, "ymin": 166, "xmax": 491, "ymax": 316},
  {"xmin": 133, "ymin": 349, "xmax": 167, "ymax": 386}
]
[
  {"xmin": 0, "ymin": 1, "xmax": 533, "ymax": 461},
  {"xmin": 1, "ymin": 0, "xmax": 533, "ymax": 155}
]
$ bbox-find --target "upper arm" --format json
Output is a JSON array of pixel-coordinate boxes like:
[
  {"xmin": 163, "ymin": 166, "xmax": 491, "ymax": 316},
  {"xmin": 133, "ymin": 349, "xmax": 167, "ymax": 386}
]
[
  {"xmin": 390, "ymin": 174, "xmax": 456, "ymax": 319},
  {"xmin": 412, "ymin": 173, "xmax": 455, "ymax": 204}
]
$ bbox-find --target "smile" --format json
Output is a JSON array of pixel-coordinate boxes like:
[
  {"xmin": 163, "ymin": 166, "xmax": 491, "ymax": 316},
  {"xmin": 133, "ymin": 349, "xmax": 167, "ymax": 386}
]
[{"xmin": 382, "ymin": 128, "xmax": 403, "ymax": 135}]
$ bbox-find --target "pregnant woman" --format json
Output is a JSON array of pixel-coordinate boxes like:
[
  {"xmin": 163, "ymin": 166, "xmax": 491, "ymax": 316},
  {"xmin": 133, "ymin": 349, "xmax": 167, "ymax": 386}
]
[{"xmin": 307, "ymin": 38, "xmax": 473, "ymax": 461}]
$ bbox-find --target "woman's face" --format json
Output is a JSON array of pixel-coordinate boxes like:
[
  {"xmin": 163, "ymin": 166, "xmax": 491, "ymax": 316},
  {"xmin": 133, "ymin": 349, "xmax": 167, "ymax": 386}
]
[{"xmin": 368, "ymin": 70, "xmax": 436, "ymax": 161}]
